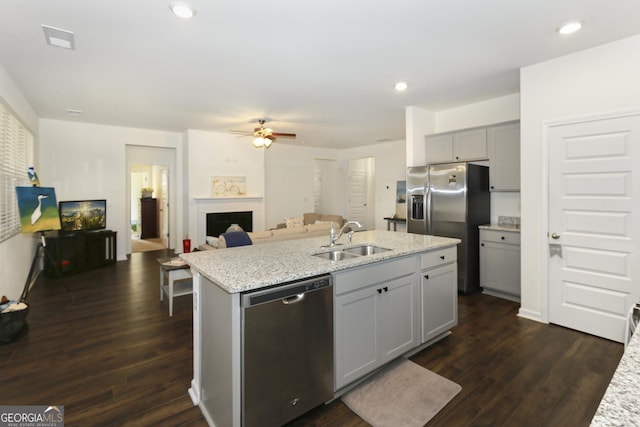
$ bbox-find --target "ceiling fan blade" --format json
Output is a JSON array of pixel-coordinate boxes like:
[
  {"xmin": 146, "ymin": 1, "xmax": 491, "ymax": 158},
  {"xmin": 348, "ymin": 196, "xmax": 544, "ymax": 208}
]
[
  {"xmin": 272, "ymin": 132, "xmax": 296, "ymax": 138},
  {"xmin": 229, "ymin": 130, "xmax": 252, "ymax": 135}
]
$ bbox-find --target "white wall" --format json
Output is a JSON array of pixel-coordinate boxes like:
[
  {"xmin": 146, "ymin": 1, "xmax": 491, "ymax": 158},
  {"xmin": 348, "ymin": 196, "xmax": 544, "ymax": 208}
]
[
  {"xmin": 434, "ymin": 93, "xmax": 521, "ymax": 132},
  {"xmin": 405, "ymin": 106, "xmax": 435, "ymax": 167},
  {"xmin": 265, "ymin": 143, "xmax": 341, "ymax": 229},
  {"xmin": 519, "ymin": 34, "xmax": 640, "ymax": 321},
  {"xmin": 39, "ymin": 120, "xmax": 185, "ymax": 260},
  {"xmin": 0, "ymin": 64, "xmax": 40, "ymax": 300},
  {"xmin": 185, "ymin": 129, "xmax": 266, "ymax": 242}
]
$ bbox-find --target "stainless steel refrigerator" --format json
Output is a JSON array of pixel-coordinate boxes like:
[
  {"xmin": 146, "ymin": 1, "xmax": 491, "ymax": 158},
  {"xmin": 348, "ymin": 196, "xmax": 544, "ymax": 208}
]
[{"xmin": 407, "ymin": 163, "xmax": 490, "ymax": 294}]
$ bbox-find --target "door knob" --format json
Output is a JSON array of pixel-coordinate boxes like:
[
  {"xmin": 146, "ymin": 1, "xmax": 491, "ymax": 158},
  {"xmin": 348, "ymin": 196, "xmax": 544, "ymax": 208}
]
[{"xmin": 551, "ymin": 233, "xmax": 560, "ymax": 239}]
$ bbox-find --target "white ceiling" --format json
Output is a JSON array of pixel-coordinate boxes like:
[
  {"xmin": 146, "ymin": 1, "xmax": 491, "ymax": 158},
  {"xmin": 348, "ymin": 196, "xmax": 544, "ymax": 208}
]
[{"xmin": 1, "ymin": 1, "xmax": 639, "ymax": 149}]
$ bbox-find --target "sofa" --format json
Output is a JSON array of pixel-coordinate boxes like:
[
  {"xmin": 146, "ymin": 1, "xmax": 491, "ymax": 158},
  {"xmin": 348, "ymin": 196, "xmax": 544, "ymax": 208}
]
[{"xmin": 202, "ymin": 213, "xmax": 346, "ymax": 249}]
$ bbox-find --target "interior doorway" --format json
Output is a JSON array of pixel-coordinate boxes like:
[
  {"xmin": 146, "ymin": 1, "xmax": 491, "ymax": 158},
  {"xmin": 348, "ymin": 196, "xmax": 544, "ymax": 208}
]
[
  {"xmin": 130, "ymin": 164, "xmax": 168, "ymax": 252},
  {"xmin": 125, "ymin": 145, "xmax": 177, "ymax": 255}
]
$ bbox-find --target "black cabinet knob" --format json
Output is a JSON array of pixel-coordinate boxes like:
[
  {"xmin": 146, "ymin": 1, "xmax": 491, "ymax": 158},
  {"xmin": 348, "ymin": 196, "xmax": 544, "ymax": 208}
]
[
  {"xmin": 481, "ymin": 243, "xmax": 485, "ymax": 247},
  {"xmin": 383, "ymin": 287, "xmax": 388, "ymax": 292},
  {"xmin": 424, "ymin": 274, "xmax": 429, "ymax": 280},
  {"xmin": 440, "ymin": 255, "xmax": 445, "ymax": 260},
  {"xmin": 501, "ymin": 236, "xmax": 505, "ymax": 240},
  {"xmin": 377, "ymin": 288, "xmax": 382, "ymax": 294}
]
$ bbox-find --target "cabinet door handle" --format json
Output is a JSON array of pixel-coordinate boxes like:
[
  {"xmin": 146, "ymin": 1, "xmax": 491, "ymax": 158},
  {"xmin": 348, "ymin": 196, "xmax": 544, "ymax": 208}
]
[
  {"xmin": 383, "ymin": 286, "xmax": 388, "ymax": 292},
  {"xmin": 440, "ymin": 255, "xmax": 445, "ymax": 260},
  {"xmin": 424, "ymin": 274, "xmax": 429, "ymax": 280},
  {"xmin": 501, "ymin": 236, "xmax": 505, "ymax": 240},
  {"xmin": 377, "ymin": 288, "xmax": 382, "ymax": 294},
  {"xmin": 481, "ymin": 243, "xmax": 485, "ymax": 246}
]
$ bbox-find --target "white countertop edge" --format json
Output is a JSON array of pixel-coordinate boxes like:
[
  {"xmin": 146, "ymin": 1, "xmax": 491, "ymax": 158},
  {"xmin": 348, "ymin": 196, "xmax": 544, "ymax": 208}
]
[
  {"xmin": 590, "ymin": 329, "xmax": 640, "ymax": 426},
  {"xmin": 181, "ymin": 230, "xmax": 460, "ymax": 294}
]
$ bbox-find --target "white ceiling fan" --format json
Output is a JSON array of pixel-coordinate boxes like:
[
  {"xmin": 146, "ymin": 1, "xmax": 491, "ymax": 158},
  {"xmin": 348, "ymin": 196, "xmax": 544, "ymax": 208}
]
[{"xmin": 230, "ymin": 119, "xmax": 297, "ymax": 148}]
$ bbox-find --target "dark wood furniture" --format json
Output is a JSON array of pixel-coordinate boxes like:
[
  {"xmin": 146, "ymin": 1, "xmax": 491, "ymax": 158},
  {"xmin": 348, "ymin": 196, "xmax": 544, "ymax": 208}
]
[
  {"xmin": 383, "ymin": 216, "xmax": 406, "ymax": 231},
  {"xmin": 140, "ymin": 198, "xmax": 158, "ymax": 239},
  {"xmin": 43, "ymin": 229, "xmax": 117, "ymax": 277}
]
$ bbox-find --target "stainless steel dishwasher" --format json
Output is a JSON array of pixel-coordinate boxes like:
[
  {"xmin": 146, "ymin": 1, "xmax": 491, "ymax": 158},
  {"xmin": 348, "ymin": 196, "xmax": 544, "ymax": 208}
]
[{"xmin": 241, "ymin": 274, "xmax": 334, "ymax": 427}]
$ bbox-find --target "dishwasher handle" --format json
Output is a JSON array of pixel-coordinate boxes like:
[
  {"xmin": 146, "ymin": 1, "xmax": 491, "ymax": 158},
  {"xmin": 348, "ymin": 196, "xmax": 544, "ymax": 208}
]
[
  {"xmin": 282, "ymin": 293, "xmax": 305, "ymax": 305},
  {"xmin": 241, "ymin": 275, "xmax": 332, "ymax": 307}
]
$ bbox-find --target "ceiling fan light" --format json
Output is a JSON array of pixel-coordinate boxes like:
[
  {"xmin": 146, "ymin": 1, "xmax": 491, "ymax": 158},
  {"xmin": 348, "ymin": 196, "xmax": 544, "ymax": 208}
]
[
  {"xmin": 252, "ymin": 137, "xmax": 265, "ymax": 148},
  {"xmin": 557, "ymin": 21, "xmax": 582, "ymax": 35},
  {"xmin": 169, "ymin": 2, "xmax": 196, "ymax": 19},
  {"xmin": 264, "ymin": 139, "xmax": 272, "ymax": 148}
]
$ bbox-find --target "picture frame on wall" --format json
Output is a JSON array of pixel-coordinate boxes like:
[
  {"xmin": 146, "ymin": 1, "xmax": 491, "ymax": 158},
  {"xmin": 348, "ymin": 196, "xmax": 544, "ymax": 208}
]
[
  {"xmin": 211, "ymin": 176, "xmax": 247, "ymax": 197},
  {"xmin": 395, "ymin": 180, "xmax": 406, "ymax": 219}
]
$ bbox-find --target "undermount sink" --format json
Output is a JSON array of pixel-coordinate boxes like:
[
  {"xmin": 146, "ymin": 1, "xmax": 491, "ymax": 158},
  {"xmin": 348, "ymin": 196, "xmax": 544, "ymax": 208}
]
[
  {"xmin": 312, "ymin": 245, "xmax": 392, "ymax": 261},
  {"xmin": 343, "ymin": 245, "xmax": 392, "ymax": 256},
  {"xmin": 312, "ymin": 250, "xmax": 360, "ymax": 261}
]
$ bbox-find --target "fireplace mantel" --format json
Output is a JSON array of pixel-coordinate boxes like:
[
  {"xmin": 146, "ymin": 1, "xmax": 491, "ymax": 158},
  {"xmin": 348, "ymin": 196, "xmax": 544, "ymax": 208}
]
[{"xmin": 194, "ymin": 196, "xmax": 263, "ymax": 202}]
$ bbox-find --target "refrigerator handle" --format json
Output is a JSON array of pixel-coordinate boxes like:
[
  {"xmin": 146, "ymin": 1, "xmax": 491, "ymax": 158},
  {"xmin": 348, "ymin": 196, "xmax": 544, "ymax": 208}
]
[{"xmin": 425, "ymin": 181, "xmax": 431, "ymax": 235}]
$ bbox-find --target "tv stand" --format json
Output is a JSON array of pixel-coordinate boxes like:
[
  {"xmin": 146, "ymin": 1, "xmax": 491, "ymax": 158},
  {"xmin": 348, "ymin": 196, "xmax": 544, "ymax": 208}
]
[{"xmin": 43, "ymin": 229, "xmax": 117, "ymax": 277}]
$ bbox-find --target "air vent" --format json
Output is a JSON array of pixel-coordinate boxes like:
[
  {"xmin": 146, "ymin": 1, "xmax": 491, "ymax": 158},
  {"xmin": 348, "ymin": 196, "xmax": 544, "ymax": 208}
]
[{"xmin": 42, "ymin": 25, "xmax": 75, "ymax": 50}]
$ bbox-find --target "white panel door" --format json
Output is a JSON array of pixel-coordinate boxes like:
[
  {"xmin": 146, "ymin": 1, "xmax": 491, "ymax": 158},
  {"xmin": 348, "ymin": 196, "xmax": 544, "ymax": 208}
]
[
  {"xmin": 313, "ymin": 170, "xmax": 321, "ymax": 212},
  {"xmin": 347, "ymin": 169, "xmax": 368, "ymax": 227},
  {"xmin": 548, "ymin": 113, "xmax": 640, "ymax": 343}
]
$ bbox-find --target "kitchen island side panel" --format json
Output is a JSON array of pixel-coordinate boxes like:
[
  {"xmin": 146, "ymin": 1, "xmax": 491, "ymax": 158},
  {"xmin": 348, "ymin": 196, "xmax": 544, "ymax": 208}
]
[{"xmin": 199, "ymin": 275, "xmax": 242, "ymax": 427}]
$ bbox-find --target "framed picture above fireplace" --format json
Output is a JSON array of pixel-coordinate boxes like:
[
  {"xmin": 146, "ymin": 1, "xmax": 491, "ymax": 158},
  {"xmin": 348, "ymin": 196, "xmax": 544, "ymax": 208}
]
[{"xmin": 211, "ymin": 176, "xmax": 246, "ymax": 197}]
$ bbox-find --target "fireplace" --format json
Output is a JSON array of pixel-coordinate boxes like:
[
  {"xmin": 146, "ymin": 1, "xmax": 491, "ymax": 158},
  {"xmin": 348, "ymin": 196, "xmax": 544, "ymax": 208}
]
[
  {"xmin": 206, "ymin": 211, "xmax": 253, "ymax": 237},
  {"xmin": 193, "ymin": 196, "xmax": 264, "ymax": 246}
]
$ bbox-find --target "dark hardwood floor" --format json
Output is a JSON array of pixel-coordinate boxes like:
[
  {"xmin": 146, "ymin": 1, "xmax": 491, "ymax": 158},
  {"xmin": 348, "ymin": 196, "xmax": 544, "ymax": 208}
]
[{"xmin": 2, "ymin": 250, "xmax": 623, "ymax": 426}]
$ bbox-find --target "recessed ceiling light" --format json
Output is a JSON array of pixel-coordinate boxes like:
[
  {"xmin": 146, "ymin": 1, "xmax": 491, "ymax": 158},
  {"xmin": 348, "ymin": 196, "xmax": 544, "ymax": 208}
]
[
  {"xmin": 66, "ymin": 109, "xmax": 82, "ymax": 116},
  {"xmin": 42, "ymin": 25, "xmax": 75, "ymax": 50},
  {"xmin": 169, "ymin": 2, "xmax": 196, "ymax": 19},
  {"xmin": 395, "ymin": 82, "xmax": 408, "ymax": 92},
  {"xmin": 557, "ymin": 21, "xmax": 582, "ymax": 35}
]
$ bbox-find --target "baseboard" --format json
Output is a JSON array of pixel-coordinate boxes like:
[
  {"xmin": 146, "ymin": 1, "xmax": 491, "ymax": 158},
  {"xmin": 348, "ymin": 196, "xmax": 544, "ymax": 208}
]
[{"xmin": 518, "ymin": 308, "xmax": 544, "ymax": 323}]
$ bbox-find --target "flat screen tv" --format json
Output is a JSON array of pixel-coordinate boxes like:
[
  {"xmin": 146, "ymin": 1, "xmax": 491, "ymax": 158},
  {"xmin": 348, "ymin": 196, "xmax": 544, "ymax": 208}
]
[{"xmin": 59, "ymin": 199, "xmax": 107, "ymax": 232}]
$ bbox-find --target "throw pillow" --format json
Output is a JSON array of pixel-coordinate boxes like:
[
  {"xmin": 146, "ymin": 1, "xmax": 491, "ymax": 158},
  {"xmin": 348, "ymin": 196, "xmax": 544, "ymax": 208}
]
[
  {"xmin": 303, "ymin": 212, "xmax": 322, "ymax": 225},
  {"xmin": 285, "ymin": 216, "xmax": 304, "ymax": 228}
]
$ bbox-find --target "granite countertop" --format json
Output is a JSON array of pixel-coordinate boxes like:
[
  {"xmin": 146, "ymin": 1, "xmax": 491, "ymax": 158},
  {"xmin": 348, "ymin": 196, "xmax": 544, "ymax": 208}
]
[
  {"xmin": 180, "ymin": 230, "xmax": 460, "ymax": 293},
  {"xmin": 479, "ymin": 224, "xmax": 521, "ymax": 232},
  {"xmin": 590, "ymin": 328, "xmax": 640, "ymax": 426}
]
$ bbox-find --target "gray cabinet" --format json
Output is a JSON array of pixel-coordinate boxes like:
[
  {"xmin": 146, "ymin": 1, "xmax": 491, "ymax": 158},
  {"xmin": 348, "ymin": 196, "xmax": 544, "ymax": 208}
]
[
  {"xmin": 420, "ymin": 247, "xmax": 458, "ymax": 342},
  {"xmin": 479, "ymin": 228, "xmax": 521, "ymax": 300},
  {"xmin": 334, "ymin": 256, "xmax": 419, "ymax": 390},
  {"xmin": 425, "ymin": 128, "xmax": 487, "ymax": 163},
  {"xmin": 488, "ymin": 122, "xmax": 520, "ymax": 191},
  {"xmin": 334, "ymin": 246, "xmax": 460, "ymax": 390},
  {"xmin": 425, "ymin": 121, "xmax": 520, "ymax": 192}
]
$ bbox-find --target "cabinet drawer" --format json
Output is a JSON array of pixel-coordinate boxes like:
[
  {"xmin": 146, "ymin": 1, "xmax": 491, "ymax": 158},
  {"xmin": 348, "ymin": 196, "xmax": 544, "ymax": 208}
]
[
  {"xmin": 334, "ymin": 255, "xmax": 418, "ymax": 295},
  {"xmin": 420, "ymin": 246, "xmax": 457, "ymax": 270},
  {"xmin": 480, "ymin": 229, "xmax": 520, "ymax": 245}
]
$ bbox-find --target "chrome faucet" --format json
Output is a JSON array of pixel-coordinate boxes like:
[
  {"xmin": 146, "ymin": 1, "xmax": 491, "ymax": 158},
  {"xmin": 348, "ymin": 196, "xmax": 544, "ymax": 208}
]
[{"xmin": 330, "ymin": 221, "xmax": 362, "ymax": 246}]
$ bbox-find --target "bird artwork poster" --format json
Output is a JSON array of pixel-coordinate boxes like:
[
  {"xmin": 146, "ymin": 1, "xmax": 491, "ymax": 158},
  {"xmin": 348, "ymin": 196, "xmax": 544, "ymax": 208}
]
[{"xmin": 15, "ymin": 186, "xmax": 62, "ymax": 233}]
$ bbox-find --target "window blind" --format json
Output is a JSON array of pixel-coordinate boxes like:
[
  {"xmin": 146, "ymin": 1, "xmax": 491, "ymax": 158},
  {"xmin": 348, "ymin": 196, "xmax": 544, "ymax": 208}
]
[{"xmin": 0, "ymin": 100, "xmax": 34, "ymax": 243}]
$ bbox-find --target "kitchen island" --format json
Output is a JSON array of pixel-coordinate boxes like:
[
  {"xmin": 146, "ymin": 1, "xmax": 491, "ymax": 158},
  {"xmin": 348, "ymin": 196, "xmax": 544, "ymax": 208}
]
[{"xmin": 181, "ymin": 230, "xmax": 460, "ymax": 427}]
